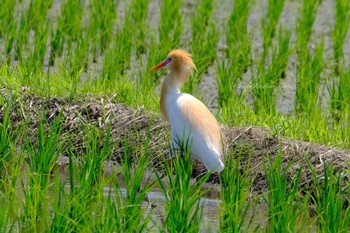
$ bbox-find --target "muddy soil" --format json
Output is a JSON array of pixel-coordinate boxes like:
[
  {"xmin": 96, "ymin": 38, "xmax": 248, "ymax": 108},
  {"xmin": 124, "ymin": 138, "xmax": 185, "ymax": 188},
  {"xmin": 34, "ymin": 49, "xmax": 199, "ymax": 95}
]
[{"xmin": 1, "ymin": 88, "xmax": 349, "ymax": 195}]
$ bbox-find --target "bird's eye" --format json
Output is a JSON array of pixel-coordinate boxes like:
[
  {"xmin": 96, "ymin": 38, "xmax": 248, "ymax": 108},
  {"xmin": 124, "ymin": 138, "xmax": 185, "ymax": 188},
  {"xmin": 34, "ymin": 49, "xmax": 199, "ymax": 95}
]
[{"xmin": 166, "ymin": 57, "xmax": 172, "ymax": 64}]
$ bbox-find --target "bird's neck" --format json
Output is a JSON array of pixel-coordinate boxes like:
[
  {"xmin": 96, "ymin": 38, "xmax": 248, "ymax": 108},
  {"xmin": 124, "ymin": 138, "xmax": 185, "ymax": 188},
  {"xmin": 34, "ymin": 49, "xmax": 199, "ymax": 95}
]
[{"xmin": 160, "ymin": 72, "xmax": 184, "ymax": 121}]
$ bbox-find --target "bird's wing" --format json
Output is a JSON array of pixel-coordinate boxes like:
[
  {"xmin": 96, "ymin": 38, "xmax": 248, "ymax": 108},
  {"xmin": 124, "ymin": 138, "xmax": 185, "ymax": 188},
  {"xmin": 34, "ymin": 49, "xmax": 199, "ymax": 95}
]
[{"xmin": 168, "ymin": 93, "xmax": 223, "ymax": 155}]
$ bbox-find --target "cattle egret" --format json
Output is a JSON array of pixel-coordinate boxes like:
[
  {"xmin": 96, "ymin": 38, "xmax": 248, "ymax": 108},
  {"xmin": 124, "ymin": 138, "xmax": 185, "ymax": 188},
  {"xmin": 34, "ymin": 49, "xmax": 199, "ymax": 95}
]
[{"xmin": 150, "ymin": 49, "xmax": 224, "ymax": 172}]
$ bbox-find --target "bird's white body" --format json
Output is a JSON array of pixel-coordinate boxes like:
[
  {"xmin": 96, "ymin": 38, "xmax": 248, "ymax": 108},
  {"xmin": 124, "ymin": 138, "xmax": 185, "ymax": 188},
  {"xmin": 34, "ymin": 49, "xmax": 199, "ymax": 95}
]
[
  {"xmin": 151, "ymin": 49, "xmax": 224, "ymax": 173},
  {"xmin": 165, "ymin": 88, "xmax": 224, "ymax": 172}
]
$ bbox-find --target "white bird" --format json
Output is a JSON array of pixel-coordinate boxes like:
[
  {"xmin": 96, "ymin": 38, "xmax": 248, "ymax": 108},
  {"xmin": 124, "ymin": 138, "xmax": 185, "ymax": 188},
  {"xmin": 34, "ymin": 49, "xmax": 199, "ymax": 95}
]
[{"xmin": 151, "ymin": 49, "xmax": 224, "ymax": 172}]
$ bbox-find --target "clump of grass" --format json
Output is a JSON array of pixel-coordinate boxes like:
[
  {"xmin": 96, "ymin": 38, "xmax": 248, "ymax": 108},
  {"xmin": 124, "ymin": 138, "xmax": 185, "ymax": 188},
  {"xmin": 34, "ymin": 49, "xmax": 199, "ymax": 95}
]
[
  {"xmin": 113, "ymin": 136, "xmax": 153, "ymax": 232},
  {"xmin": 217, "ymin": 58, "xmax": 242, "ymax": 108},
  {"xmin": 252, "ymin": 28, "xmax": 291, "ymax": 115},
  {"xmin": 185, "ymin": 0, "xmax": 218, "ymax": 93},
  {"xmin": 22, "ymin": 115, "xmax": 62, "ymax": 232},
  {"xmin": 51, "ymin": 124, "xmax": 112, "ymax": 232},
  {"xmin": 262, "ymin": 0, "xmax": 286, "ymax": 60},
  {"xmin": 331, "ymin": 0, "xmax": 350, "ymax": 75},
  {"xmin": 329, "ymin": 66, "xmax": 350, "ymax": 122},
  {"xmin": 27, "ymin": 23, "xmax": 49, "ymax": 74},
  {"xmin": 219, "ymin": 150, "xmax": 254, "ymax": 232},
  {"xmin": 14, "ymin": 0, "xmax": 52, "ymax": 65},
  {"xmin": 308, "ymin": 162, "xmax": 350, "ymax": 232},
  {"xmin": 88, "ymin": 0, "xmax": 118, "ymax": 61},
  {"xmin": 140, "ymin": 39, "xmax": 161, "ymax": 95},
  {"xmin": 226, "ymin": 0, "xmax": 252, "ymax": 68},
  {"xmin": 0, "ymin": 102, "xmax": 12, "ymax": 183},
  {"xmin": 296, "ymin": 0, "xmax": 321, "ymax": 57},
  {"xmin": 0, "ymin": 100, "xmax": 25, "ymax": 232},
  {"xmin": 295, "ymin": 0, "xmax": 323, "ymax": 113},
  {"xmin": 217, "ymin": 0, "xmax": 252, "ymax": 107},
  {"xmin": 157, "ymin": 138, "xmax": 210, "ymax": 232},
  {"xmin": 70, "ymin": 34, "xmax": 90, "ymax": 75},
  {"xmin": 130, "ymin": 0, "xmax": 150, "ymax": 56},
  {"xmin": 49, "ymin": 0, "xmax": 84, "ymax": 67},
  {"xmin": 159, "ymin": 0, "xmax": 182, "ymax": 55},
  {"xmin": 102, "ymin": 16, "xmax": 132, "ymax": 80},
  {"xmin": 0, "ymin": 0, "xmax": 16, "ymax": 60},
  {"xmin": 263, "ymin": 152, "xmax": 306, "ymax": 232},
  {"xmin": 0, "ymin": 0, "xmax": 16, "ymax": 38},
  {"xmin": 295, "ymin": 39, "xmax": 324, "ymax": 113}
]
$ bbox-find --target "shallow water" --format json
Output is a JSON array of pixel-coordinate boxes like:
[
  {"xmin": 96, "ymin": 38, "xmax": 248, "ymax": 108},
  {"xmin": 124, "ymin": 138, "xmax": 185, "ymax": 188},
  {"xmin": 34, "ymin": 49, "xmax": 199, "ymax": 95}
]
[{"xmin": 76, "ymin": 183, "xmax": 269, "ymax": 232}]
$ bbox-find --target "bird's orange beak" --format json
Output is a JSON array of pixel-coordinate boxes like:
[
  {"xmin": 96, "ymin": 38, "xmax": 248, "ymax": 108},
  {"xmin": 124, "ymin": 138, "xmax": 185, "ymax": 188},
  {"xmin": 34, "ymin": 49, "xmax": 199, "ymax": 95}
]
[{"xmin": 150, "ymin": 58, "xmax": 170, "ymax": 72}]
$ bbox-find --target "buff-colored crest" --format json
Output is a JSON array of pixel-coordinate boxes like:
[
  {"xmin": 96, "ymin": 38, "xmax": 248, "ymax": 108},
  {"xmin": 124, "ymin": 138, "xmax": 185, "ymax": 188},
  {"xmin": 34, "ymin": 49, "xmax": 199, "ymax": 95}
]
[{"xmin": 167, "ymin": 49, "xmax": 196, "ymax": 71}]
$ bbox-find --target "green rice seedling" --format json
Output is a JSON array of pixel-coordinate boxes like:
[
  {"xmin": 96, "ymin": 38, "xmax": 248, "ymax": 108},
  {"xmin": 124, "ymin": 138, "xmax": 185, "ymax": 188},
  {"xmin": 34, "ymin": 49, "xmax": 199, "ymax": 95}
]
[
  {"xmin": 140, "ymin": 38, "xmax": 161, "ymax": 94},
  {"xmin": 296, "ymin": 0, "xmax": 321, "ymax": 56},
  {"xmin": 68, "ymin": 34, "xmax": 90, "ymax": 75},
  {"xmin": 159, "ymin": 0, "xmax": 182, "ymax": 56},
  {"xmin": 90, "ymin": 131, "xmax": 153, "ymax": 232},
  {"xmin": 186, "ymin": 0, "xmax": 218, "ymax": 93},
  {"xmin": 308, "ymin": 162, "xmax": 350, "ymax": 233},
  {"xmin": 51, "ymin": 124, "xmax": 112, "ymax": 232},
  {"xmin": 0, "ymin": 102, "xmax": 22, "ymax": 231},
  {"xmin": 216, "ymin": 58, "xmax": 240, "ymax": 108},
  {"xmin": 217, "ymin": 0, "xmax": 252, "ymax": 107},
  {"xmin": 60, "ymin": 0, "xmax": 84, "ymax": 42},
  {"xmin": 89, "ymin": 0, "xmax": 118, "ymax": 60},
  {"xmin": 0, "ymin": 100, "xmax": 24, "ymax": 233},
  {"xmin": 4, "ymin": 23, "xmax": 17, "ymax": 62},
  {"xmin": 331, "ymin": 0, "xmax": 350, "ymax": 75},
  {"xmin": 295, "ymin": 0, "xmax": 322, "ymax": 113},
  {"xmin": 50, "ymin": 0, "xmax": 83, "ymax": 66},
  {"xmin": 262, "ymin": 0, "xmax": 286, "ymax": 60},
  {"xmin": 113, "ymin": 136, "xmax": 153, "ymax": 232},
  {"xmin": 49, "ymin": 171, "xmax": 65, "ymax": 232},
  {"xmin": 226, "ymin": 0, "xmax": 252, "ymax": 70},
  {"xmin": 252, "ymin": 28, "xmax": 291, "ymax": 115},
  {"xmin": 26, "ymin": 0, "xmax": 53, "ymax": 30},
  {"xmin": 15, "ymin": 15, "xmax": 30, "ymax": 63},
  {"xmin": 0, "ymin": 0, "xmax": 16, "ymax": 60},
  {"xmin": 263, "ymin": 152, "xmax": 306, "ymax": 233},
  {"xmin": 22, "ymin": 115, "xmax": 62, "ymax": 232},
  {"xmin": 0, "ymin": 102, "xmax": 12, "ymax": 184},
  {"xmin": 62, "ymin": 66, "xmax": 82, "ymax": 100},
  {"xmin": 16, "ymin": 0, "xmax": 52, "ymax": 65},
  {"xmin": 295, "ymin": 39, "xmax": 324, "ymax": 113},
  {"xmin": 0, "ymin": 200, "xmax": 11, "ymax": 233},
  {"xmin": 0, "ymin": 0, "xmax": 16, "ymax": 38},
  {"xmin": 102, "ymin": 16, "xmax": 132, "ymax": 80},
  {"xmin": 25, "ymin": 116, "xmax": 62, "ymax": 188},
  {"xmin": 75, "ymin": 125, "xmax": 112, "ymax": 188},
  {"xmin": 219, "ymin": 149, "xmax": 254, "ymax": 232},
  {"xmin": 329, "ymin": 65, "xmax": 350, "ymax": 123},
  {"xmin": 28, "ymin": 23, "xmax": 49, "ymax": 74},
  {"xmin": 130, "ymin": 0, "xmax": 150, "ymax": 57},
  {"xmin": 156, "ymin": 137, "xmax": 211, "ymax": 232}
]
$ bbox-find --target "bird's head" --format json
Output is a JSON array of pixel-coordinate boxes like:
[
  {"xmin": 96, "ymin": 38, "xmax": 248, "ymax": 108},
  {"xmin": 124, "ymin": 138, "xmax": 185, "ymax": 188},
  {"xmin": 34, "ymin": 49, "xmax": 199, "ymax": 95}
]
[{"xmin": 151, "ymin": 49, "xmax": 196, "ymax": 84}]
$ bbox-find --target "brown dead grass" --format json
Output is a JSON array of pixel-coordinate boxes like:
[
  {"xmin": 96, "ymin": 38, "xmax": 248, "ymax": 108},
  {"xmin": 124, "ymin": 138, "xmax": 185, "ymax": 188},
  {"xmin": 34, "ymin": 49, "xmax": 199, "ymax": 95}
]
[{"xmin": 1, "ymin": 87, "xmax": 349, "ymax": 194}]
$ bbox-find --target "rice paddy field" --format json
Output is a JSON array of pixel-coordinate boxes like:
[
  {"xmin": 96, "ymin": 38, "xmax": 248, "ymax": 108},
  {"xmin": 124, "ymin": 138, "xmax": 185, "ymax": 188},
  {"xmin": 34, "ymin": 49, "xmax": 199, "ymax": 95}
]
[{"xmin": 0, "ymin": 0, "xmax": 350, "ymax": 232}]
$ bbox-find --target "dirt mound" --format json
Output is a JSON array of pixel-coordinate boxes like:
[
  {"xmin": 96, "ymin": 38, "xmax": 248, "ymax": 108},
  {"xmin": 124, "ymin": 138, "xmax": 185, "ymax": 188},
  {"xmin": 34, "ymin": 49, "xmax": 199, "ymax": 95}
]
[
  {"xmin": 1, "ymin": 87, "xmax": 349, "ymax": 194},
  {"xmin": 225, "ymin": 127, "xmax": 350, "ymax": 194}
]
